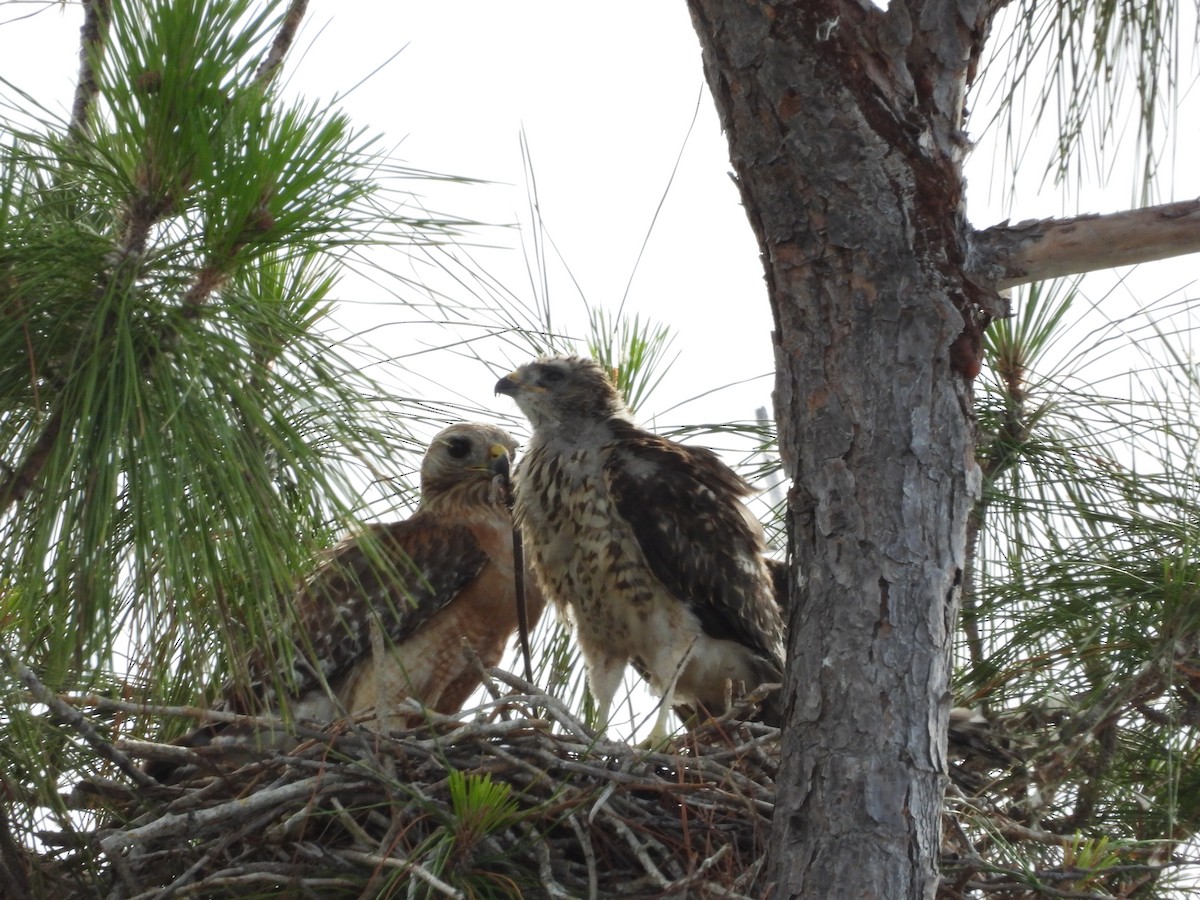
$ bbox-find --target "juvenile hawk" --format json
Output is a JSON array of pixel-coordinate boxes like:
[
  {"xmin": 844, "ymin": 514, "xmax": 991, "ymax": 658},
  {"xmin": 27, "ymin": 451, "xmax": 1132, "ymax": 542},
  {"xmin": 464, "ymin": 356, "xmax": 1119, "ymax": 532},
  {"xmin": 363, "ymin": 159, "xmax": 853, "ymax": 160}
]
[
  {"xmin": 172, "ymin": 422, "xmax": 542, "ymax": 762},
  {"xmin": 495, "ymin": 356, "xmax": 784, "ymax": 742}
]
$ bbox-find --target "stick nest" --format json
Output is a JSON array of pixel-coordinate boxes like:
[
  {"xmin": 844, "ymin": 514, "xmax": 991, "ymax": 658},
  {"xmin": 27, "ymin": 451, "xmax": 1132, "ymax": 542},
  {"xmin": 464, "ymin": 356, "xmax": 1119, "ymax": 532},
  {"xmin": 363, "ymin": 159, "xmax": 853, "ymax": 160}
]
[{"xmin": 46, "ymin": 668, "xmax": 779, "ymax": 899}]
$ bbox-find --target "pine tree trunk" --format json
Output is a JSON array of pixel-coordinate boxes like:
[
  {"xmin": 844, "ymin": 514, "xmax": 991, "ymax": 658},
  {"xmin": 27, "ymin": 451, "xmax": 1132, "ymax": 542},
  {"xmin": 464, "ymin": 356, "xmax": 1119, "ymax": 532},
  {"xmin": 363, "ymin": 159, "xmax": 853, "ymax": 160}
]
[{"xmin": 686, "ymin": 2, "xmax": 996, "ymax": 895}]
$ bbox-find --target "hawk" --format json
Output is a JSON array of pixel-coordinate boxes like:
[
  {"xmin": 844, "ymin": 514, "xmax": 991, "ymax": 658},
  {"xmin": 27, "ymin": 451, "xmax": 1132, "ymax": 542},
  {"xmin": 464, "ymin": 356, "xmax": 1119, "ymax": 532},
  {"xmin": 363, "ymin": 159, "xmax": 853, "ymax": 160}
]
[
  {"xmin": 495, "ymin": 355, "xmax": 785, "ymax": 743},
  {"xmin": 169, "ymin": 422, "xmax": 542, "ymax": 764}
]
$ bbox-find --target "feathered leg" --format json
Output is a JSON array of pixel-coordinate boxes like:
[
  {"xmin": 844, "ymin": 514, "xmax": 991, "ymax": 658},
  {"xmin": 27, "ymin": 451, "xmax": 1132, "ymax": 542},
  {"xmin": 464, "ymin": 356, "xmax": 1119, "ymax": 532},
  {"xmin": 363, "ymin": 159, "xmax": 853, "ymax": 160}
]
[
  {"xmin": 644, "ymin": 638, "xmax": 698, "ymax": 747},
  {"xmin": 586, "ymin": 655, "xmax": 625, "ymax": 737}
]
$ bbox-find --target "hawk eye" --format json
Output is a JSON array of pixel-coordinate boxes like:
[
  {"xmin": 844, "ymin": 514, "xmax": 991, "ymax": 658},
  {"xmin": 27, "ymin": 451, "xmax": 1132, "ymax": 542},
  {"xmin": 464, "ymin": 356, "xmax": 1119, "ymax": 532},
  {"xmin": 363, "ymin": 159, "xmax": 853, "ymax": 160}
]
[
  {"xmin": 446, "ymin": 436, "xmax": 472, "ymax": 459},
  {"xmin": 541, "ymin": 367, "xmax": 565, "ymax": 385}
]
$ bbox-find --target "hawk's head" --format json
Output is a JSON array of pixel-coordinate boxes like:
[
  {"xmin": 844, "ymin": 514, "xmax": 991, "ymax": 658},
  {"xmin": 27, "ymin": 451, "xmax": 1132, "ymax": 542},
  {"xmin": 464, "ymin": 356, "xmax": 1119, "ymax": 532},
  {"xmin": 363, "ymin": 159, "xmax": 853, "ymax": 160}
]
[
  {"xmin": 494, "ymin": 355, "xmax": 629, "ymax": 430},
  {"xmin": 421, "ymin": 422, "xmax": 518, "ymax": 504}
]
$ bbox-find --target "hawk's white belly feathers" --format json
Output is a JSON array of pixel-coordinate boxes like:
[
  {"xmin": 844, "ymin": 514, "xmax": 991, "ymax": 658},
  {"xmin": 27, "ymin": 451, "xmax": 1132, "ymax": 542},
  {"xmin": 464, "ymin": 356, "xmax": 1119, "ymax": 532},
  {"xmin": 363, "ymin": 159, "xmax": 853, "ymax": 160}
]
[{"xmin": 520, "ymin": 442, "xmax": 684, "ymax": 678}]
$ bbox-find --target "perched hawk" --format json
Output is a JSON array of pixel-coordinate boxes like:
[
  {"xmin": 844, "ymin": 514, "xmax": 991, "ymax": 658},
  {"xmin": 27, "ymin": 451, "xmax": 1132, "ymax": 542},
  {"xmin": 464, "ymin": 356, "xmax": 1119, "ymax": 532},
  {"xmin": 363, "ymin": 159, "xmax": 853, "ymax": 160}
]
[
  {"xmin": 495, "ymin": 355, "xmax": 785, "ymax": 742},
  {"xmin": 168, "ymin": 422, "xmax": 542, "ymax": 765}
]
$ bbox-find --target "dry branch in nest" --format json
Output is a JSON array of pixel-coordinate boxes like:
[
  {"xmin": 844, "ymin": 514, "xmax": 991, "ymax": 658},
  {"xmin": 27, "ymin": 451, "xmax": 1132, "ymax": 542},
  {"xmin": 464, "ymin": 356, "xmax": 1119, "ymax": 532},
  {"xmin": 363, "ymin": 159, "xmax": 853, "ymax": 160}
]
[
  {"xmin": 45, "ymin": 668, "xmax": 779, "ymax": 899},
  {"xmin": 30, "ymin": 669, "xmax": 1182, "ymax": 899}
]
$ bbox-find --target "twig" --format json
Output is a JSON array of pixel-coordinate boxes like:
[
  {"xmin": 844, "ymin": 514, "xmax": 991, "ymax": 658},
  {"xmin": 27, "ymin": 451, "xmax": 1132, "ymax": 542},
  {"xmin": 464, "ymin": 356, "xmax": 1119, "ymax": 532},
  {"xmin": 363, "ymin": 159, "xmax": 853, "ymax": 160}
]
[
  {"xmin": 662, "ymin": 844, "xmax": 733, "ymax": 894},
  {"xmin": 0, "ymin": 406, "xmax": 65, "ymax": 510},
  {"xmin": 459, "ymin": 640, "xmax": 507, "ymax": 712},
  {"xmin": 567, "ymin": 812, "xmax": 598, "ymax": 900},
  {"xmin": 338, "ymin": 848, "xmax": 464, "ymax": 899},
  {"xmin": 69, "ymin": 0, "xmax": 111, "ymax": 141},
  {"xmin": 57, "ymin": 692, "xmax": 331, "ymax": 742},
  {"xmin": 731, "ymin": 855, "xmax": 768, "ymax": 894},
  {"xmin": 148, "ymin": 805, "xmax": 283, "ymax": 900},
  {"xmin": 498, "ymin": 464, "xmax": 534, "ymax": 683},
  {"xmin": 328, "ymin": 797, "xmax": 375, "ymax": 850},
  {"xmin": 99, "ymin": 774, "xmax": 361, "ymax": 854},
  {"xmin": 127, "ymin": 873, "xmax": 357, "ymax": 899},
  {"xmin": 512, "ymin": 526, "xmax": 534, "ymax": 682},
  {"xmin": 0, "ymin": 645, "xmax": 156, "ymax": 789},
  {"xmin": 600, "ymin": 806, "xmax": 670, "ymax": 887},
  {"xmin": 528, "ymin": 821, "xmax": 575, "ymax": 899},
  {"xmin": 253, "ymin": 0, "xmax": 308, "ymax": 88},
  {"xmin": 484, "ymin": 667, "xmax": 601, "ymax": 743},
  {"xmin": 0, "ymin": 793, "xmax": 32, "ymax": 900}
]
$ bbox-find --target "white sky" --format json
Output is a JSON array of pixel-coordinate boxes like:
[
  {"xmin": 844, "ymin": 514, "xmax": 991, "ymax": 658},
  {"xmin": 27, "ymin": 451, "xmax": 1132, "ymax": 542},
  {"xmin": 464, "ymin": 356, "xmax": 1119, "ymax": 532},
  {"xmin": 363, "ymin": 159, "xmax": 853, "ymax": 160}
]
[{"xmin": 1, "ymin": 1, "xmax": 1196, "ymax": 437}]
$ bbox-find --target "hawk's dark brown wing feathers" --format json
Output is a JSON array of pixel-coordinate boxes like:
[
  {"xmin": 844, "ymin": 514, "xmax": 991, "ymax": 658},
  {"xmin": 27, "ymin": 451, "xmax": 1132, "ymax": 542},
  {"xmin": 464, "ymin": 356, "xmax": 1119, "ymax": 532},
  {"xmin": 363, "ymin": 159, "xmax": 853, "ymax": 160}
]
[
  {"xmin": 603, "ymin": 420, "xmax": 782, "ymax": 672},
  {"xmin": 232, "ymin": 515, "xmax": 489, "ymax": 715}
]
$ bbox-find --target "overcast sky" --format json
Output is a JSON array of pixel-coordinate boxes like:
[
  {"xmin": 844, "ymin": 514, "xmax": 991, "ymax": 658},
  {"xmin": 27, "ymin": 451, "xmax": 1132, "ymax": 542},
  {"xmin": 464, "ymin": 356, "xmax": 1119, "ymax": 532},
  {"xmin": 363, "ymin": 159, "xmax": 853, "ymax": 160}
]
[{"xmin": 1, "ymin": 1, "xmax": 1197, "ymax": 450}]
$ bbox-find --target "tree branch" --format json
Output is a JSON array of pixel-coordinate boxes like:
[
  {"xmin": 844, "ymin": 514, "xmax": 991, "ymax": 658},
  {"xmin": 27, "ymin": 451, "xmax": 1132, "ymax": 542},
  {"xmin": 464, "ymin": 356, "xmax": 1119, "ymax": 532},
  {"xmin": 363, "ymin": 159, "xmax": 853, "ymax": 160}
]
[
  {"xmin": 69, "ymin": 0, "xmax": 111, "ymax": 142},
  {"xmin": 0, "ymin": 406, "xmax": 64, "ymax": 510},
  {"xmin": 969, "ymin": 198, "xmax": 1200, "ymax": 290},
  {"xmin": 0, "ymin": 645, "xmax": 158, "ymax": 790},
  {"xmin": 0, "ymin": 793, "xmax": 31, "ymax": 900},
  {"xmin": 98, "ymin": 774, "xmax": 359, "ymax": 854},
  {"xmin": 253, "ymin": 0, "xmax": 308, "ymax": 89}
]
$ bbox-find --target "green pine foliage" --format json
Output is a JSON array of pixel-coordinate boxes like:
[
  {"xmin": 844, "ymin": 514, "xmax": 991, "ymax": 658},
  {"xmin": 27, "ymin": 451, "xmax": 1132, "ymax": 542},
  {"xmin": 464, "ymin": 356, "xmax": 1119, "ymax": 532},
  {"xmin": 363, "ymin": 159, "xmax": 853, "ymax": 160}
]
[
  {"xmin": 955, "ymin": 276, "xmax": 1200, "ymax": 892},
  {"xmin": 0, "ymin": 0, "xmax": 460, "ymax": 846},
  {"xmin": 985, "ymin": 0, "xmax": 1186, "ymax": 197}
]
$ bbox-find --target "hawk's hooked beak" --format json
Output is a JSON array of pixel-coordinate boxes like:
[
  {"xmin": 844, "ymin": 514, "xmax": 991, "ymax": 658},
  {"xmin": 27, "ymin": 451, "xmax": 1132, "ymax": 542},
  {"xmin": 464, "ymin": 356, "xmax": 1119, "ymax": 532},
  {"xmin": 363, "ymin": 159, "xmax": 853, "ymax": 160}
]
[
  {"xmin": 487, "ymin": 443, "xmax": 511, "ymax": 481},
  {"xmin": 497, "ymin": 370, "xmax": 549, "ymax": 396},
  {"xmin": 494, "ymin": 372, "xmax": 521, "ymax": 397}
]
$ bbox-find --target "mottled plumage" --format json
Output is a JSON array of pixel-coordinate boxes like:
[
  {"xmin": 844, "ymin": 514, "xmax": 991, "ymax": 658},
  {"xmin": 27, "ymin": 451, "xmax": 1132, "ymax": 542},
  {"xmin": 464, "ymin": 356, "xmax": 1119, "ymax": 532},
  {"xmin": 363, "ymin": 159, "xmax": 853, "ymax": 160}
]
[
  {"xmin": 170, "ymin": 423, "xmax": 542, "ymax": 766},
  {"xmin": 495, "ymin": 355, "xmax": 784, "ymax": 742}
]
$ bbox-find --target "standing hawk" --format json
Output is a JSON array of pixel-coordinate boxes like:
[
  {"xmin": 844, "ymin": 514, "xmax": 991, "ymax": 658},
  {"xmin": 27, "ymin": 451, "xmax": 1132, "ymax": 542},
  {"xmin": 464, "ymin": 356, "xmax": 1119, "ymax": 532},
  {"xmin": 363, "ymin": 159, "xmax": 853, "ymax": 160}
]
[
  {"xmin": 171, "ymin": 422, "xmax": 542, "ymax": 763},
  {"xmin": 495, "ymin": 355, "xmax": 785, "ymax": 743}
]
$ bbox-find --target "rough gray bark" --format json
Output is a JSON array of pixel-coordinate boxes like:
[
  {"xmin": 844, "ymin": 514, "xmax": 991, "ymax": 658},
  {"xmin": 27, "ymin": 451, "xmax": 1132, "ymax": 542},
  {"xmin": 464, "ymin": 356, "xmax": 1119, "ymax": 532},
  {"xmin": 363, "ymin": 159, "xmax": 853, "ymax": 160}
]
[{"xmin": 686, "ymin": 2, "xmax": 997, "ymax": 896}]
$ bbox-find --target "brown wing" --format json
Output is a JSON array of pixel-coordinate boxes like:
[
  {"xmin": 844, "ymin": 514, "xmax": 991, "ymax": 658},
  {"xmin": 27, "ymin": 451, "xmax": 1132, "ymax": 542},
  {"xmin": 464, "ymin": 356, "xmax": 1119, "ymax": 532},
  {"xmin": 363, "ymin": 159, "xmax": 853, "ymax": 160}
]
[
  {"xmin": 602, "ymin": 420, "xmax": 784, "ymax": 670},
  {"xmin": 229, "ymin": 514, "xmax": 489, "ymax": 714}
]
